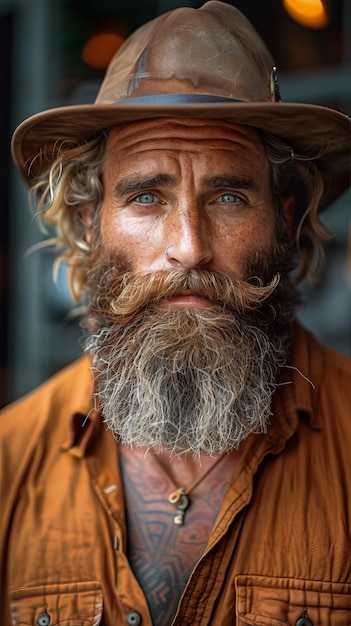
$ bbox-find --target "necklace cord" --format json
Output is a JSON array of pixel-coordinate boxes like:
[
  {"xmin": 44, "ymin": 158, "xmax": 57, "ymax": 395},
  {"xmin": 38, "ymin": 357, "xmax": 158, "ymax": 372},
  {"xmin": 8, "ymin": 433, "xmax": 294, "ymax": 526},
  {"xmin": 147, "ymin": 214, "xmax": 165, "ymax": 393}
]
[
  {"xmin": 160, "ymin": 453, "xmax": 228, "ymax": 498},
  {"xmin": 158, "ymin": 453, "xmax": 228, "ymax": 526}
]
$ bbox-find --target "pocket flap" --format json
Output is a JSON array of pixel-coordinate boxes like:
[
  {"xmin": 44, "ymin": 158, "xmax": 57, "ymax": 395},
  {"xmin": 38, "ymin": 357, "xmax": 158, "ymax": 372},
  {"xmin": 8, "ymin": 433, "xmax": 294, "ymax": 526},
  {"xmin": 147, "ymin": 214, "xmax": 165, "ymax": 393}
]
[{"xmin": 236, "ymin": 575, "xmax": 351, "ymax": 625}]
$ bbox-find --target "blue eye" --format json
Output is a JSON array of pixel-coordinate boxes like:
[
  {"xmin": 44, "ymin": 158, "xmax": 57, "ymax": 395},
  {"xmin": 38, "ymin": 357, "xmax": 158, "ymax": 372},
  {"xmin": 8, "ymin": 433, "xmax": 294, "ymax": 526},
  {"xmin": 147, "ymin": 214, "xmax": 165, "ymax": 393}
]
[
  {"xmin": 219, "ymin": 193, "xmax": 241, "ymax": 203},
  {"xmin": 135, "ymin": 193, "xmax": 155, "ymax": 204}
]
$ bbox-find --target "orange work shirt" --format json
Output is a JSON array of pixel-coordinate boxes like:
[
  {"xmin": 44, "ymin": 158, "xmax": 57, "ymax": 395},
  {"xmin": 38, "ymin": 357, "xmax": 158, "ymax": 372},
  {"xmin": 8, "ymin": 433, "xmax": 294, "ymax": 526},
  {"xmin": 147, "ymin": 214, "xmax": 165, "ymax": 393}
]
[{"xmin": 1, "ymin": 323, "xmax": 351, "ymax": 625}]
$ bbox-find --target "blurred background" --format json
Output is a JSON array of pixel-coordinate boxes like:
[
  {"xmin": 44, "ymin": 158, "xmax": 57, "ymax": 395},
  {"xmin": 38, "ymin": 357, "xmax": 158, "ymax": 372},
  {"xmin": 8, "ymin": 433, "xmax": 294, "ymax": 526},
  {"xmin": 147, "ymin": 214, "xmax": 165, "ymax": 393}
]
[{"xmin": 0, "ymin": 0, "xmax": 350, "ymax": 407}]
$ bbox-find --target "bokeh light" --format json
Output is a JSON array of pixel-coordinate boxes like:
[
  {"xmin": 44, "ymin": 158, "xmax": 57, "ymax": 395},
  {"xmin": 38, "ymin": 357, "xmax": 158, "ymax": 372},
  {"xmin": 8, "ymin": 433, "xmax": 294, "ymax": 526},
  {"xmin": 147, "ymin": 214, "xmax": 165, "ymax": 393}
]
[
  {"xmin": 82, "ymin": 32, "xmax": 125, "ymax": 69},
  {"xmin": 283, "ymin": 0, "xmax": 329, "ymax": 29}
]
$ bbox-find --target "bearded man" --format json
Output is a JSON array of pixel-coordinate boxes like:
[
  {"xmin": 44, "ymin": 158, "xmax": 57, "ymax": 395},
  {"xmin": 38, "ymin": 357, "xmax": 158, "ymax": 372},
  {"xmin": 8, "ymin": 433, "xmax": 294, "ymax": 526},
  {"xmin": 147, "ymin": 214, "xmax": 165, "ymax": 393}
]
[{"xmin": 1, "ymin": 2, "xmax": 350, "ymax": 625}]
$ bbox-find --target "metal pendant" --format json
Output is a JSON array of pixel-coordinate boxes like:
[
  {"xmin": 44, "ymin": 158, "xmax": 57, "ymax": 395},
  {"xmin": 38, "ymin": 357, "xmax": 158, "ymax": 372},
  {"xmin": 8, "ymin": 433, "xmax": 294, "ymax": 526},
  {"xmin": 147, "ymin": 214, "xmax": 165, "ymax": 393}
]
[{"xmin": 168, "ymin": 488, "xmax": 190, "ymax": 525}]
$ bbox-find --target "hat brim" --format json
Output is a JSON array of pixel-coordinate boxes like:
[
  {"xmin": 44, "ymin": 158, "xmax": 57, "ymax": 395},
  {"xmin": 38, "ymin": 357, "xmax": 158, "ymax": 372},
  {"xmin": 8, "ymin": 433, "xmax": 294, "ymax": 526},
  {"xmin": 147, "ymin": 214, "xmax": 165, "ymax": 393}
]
[{"xmin": 11, "ymin": 100, "xmax": 350, "ymax": 211}]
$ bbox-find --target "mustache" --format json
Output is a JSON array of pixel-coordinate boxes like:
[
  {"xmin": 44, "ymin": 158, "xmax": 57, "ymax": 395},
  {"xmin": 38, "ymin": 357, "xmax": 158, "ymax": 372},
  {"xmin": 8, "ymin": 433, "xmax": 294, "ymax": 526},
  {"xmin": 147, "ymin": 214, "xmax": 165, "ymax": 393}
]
[{"xmin": 90, "ymin": 267, "xmax": 280, "ymax": 325}]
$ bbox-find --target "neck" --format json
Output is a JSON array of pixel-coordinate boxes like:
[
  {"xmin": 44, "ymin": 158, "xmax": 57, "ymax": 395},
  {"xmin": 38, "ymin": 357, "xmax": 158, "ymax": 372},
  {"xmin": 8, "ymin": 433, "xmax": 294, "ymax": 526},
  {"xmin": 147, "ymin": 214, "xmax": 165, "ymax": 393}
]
[{"xmin": 120, "ymin": 441, "xmax": 248, "ymax": 490}]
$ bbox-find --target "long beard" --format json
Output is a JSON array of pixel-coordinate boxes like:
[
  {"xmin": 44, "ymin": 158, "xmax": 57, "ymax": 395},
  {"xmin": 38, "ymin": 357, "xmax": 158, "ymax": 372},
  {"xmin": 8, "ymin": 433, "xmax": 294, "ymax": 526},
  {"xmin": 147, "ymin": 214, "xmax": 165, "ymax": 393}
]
[{"xmin": 83, "ymin": 243, "xmax": 299, "ymax": 456}]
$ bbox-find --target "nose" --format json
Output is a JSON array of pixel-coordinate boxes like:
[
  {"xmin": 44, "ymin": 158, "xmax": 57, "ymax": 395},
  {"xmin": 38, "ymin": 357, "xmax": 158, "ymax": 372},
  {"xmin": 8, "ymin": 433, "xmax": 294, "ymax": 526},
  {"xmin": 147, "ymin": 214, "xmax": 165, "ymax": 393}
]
[{"xmin": 164, "ymin": 211, "xmax": 213, "ymax": 270}]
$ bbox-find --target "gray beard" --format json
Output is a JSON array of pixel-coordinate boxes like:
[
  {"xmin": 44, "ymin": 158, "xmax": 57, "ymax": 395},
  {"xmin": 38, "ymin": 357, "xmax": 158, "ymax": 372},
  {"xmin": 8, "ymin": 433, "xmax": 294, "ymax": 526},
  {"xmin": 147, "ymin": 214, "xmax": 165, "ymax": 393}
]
[{"xmin": 85, "ymin": 304, "xmax": 288, "ymax": 456}]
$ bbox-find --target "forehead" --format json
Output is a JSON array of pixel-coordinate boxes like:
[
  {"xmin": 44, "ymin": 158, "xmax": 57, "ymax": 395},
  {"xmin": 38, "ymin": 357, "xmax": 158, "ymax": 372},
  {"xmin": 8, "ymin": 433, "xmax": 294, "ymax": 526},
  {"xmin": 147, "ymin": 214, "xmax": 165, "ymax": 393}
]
[{"xmin": 103, "ymin": 118, "xmax": 267, "ymax": 169}]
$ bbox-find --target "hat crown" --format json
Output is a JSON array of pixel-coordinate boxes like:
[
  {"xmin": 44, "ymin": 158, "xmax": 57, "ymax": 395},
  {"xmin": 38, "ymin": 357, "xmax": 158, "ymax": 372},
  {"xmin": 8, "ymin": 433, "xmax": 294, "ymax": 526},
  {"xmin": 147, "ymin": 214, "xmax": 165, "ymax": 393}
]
[{"xmin": 97, "ymin": 1, "xmax": 277, "ymax": 105}]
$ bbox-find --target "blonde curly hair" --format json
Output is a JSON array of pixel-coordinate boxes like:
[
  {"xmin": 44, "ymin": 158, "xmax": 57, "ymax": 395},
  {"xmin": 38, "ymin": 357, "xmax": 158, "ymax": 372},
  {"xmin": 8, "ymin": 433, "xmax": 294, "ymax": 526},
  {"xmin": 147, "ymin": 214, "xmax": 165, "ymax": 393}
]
[{"xmin": 29, "ymin": 128, "xmax": 329, "ymax": 302}]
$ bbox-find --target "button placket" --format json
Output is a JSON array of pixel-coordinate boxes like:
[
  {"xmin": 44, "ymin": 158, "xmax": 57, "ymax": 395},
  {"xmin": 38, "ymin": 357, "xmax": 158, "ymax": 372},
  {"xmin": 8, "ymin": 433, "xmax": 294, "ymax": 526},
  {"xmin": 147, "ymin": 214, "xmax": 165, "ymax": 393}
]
[{"xmin": 85, "ymin": 446, "xmax": 151, "ymax": 624}]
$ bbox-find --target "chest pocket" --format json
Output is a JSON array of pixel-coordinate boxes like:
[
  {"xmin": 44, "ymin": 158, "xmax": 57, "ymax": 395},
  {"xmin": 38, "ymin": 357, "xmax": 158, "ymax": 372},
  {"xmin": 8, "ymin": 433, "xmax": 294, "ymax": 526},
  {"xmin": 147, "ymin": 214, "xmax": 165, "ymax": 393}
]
[
  {"xmin": 235, "ymin": 575, "xmax": 351, "ymax": 626},
  {"xmin": 9, "ymin": 581, "xmax": 103, "ymax": 625}
]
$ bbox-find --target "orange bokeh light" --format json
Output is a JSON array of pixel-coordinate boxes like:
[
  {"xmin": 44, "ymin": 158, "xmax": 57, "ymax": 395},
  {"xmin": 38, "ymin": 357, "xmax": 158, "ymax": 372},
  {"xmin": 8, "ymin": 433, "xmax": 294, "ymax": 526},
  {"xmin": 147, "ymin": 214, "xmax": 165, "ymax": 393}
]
[
  {"xmin": 82, "ymin": 32, "xmax": 125, "ymax": 69},
  {"xmin": 283, "ymin": 0, "xmax": 328, "ymax": 29}
]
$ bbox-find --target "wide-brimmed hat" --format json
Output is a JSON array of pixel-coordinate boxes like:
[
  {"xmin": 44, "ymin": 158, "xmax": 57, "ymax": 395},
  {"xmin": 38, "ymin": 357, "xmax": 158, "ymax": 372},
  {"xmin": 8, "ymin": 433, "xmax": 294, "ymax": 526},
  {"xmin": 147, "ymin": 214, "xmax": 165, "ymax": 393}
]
[{"xmin": 12, "ymin": 0, "xmax": 350, "ymax": 210}]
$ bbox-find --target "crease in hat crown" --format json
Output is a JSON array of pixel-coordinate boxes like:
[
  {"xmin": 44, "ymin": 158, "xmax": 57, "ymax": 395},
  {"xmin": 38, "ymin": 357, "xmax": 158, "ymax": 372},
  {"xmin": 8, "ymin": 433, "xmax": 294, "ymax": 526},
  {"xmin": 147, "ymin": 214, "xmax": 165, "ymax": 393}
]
[
  {"xmin": 11, "ymin": 0, "xmax": 350, "ymax": 213},
  {"xmin": 96, "ymin": 1, "xmax": 276, "ymax": 105}
]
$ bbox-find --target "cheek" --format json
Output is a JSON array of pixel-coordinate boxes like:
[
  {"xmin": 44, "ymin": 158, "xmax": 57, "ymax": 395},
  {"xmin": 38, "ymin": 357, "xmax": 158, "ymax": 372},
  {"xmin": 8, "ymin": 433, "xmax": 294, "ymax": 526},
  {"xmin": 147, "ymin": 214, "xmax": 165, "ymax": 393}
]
[
  {"xmin": 217, "ymin": 212, "xmax": 276, "ymax": 278},
  {"xmin": 99, "ymin": 202, "xmax": 163, "ymax": 263}
]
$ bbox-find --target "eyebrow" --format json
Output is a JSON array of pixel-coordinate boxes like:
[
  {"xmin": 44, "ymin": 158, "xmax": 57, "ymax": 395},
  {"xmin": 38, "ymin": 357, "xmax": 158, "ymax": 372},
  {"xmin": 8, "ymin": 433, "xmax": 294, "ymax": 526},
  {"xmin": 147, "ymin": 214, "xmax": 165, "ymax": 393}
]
[
  {"xmin": 202, "ymin": 176, "xmax": 260, "ymax": 193},
  {"xmin": 113, "ymin": 173, "xmax": 260, "ymax": 199},
  {"xmin": 113, "ymin": 173, "xmax": 176, "ymax": 198}
]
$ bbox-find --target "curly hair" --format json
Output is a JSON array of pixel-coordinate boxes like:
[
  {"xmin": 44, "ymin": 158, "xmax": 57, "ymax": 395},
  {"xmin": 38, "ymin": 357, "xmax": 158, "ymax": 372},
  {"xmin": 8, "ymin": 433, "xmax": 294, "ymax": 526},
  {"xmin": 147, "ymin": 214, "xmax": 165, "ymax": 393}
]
[
  {"xmin": 29, "ymin": 127, "xmax": 330, "ymax": 302},
  {"xmin": 30, "ymin": 134, "xmax": 106, "ymax": 301}
]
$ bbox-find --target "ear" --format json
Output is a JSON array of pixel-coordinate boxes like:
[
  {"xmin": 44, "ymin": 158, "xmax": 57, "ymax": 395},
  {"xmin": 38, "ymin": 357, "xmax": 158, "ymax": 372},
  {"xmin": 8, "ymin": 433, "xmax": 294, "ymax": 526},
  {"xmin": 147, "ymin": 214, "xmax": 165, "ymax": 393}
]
[
  {"xmin": 280, "ymin": 193, "xmax": 296, "ymax": 240},
  {"xmin": 79, "ymin": 202, "xmax": 96, "ymax": 246}
]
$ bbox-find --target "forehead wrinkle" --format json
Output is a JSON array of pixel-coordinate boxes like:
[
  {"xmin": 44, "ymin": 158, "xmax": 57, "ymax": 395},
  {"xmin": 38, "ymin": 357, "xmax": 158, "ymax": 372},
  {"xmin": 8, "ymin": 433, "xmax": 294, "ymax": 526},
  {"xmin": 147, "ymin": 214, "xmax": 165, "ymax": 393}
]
[
  {"xmin": 105, "ymin": 123, "xmax": 263, "ymax": 158},
  {"xmin": 107, "ymin": 118, "xmax": 261, "ymax": 145},
  {"xmin": 109, "ymin": 138, "xmax": 261, "ymax": 157}
]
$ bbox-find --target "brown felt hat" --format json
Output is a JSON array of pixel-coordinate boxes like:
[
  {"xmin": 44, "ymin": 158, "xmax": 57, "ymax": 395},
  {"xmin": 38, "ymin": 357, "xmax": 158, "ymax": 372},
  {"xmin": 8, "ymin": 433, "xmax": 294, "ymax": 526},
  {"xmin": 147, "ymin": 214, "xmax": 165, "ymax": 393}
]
[{"xmin": 11, "ymin": 0, "xmax": 350, "ymax": 210}]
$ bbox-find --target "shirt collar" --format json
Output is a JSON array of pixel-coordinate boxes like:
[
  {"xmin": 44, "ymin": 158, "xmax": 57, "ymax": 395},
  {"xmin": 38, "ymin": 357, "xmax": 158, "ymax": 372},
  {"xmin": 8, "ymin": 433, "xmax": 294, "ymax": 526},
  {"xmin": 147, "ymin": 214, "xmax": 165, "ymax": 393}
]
[
  {"xmin": 60, "ymin": 355, "xmax": 104, "ymax": 457},
  {"xmin": 281, "ymin": 321, "xmax": 323, "ymax": 430}
]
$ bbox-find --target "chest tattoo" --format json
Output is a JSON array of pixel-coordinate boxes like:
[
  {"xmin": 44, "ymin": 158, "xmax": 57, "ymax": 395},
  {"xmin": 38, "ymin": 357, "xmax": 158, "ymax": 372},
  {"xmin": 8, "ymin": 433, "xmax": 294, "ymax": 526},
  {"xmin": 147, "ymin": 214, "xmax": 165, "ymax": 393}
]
[{"xmin": 120, "ymin": 450, "xmax": 230, "ymax": 625}]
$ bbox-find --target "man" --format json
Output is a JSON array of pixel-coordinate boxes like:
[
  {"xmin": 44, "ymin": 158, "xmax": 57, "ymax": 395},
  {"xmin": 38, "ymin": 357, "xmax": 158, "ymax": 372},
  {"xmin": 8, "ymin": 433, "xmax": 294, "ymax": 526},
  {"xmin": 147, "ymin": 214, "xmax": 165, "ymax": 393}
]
[{"xmin": 1, "ymin": 2, "xmax": 350, "ymax": 624}]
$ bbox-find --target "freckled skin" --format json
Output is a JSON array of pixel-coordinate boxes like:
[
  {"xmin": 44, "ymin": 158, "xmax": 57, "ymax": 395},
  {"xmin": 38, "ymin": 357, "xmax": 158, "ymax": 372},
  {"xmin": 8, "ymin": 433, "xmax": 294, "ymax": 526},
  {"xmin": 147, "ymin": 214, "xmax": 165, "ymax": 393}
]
[{"xmin": 99, "ymin": 118, "xmax": 277, "ymax": 282}]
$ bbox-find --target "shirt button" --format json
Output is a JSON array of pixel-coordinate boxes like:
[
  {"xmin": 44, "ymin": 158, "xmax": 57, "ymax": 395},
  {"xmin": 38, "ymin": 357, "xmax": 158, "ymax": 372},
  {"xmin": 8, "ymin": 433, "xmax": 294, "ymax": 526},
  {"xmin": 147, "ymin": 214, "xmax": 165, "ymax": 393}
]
[
  {"xmin": 296, "ymin": 618, "xmax": 313, "ymax": 626},
  {"xmin": 126, "ymin": 611, "xmax": 142, "ymax": 625},
  {"xmin": 37, "ymin": 615, "xmax": 51, "ymax": 626}
]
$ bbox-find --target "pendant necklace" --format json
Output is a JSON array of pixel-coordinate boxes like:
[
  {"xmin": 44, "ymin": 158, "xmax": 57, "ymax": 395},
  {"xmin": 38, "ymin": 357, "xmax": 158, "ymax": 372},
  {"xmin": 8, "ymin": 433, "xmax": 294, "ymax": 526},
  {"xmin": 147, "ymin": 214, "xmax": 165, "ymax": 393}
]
[{"xmin": 159, "ymin": 453, "xmax": 227, "ymax": 526}]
